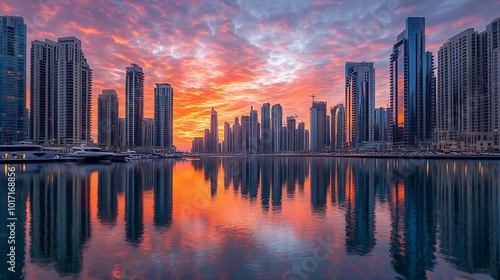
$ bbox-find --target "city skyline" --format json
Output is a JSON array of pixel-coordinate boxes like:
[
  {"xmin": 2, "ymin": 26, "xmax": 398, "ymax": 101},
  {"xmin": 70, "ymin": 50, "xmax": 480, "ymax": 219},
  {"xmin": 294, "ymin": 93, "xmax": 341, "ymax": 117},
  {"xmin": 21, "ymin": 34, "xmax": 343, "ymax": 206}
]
[{"xmin": 1, "ymin": 1, "xmax": 499, "ymax": 150}]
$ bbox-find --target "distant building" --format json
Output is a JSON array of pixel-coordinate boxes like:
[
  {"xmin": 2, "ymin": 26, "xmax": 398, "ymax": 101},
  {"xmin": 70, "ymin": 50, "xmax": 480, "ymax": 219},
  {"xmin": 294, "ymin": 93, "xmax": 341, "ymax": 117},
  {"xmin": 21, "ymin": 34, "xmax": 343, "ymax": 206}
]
[
  {"xmin": 331, "ymin": 104, "xmax": 346, "ymax": 151},
  {"xmin": 204, "ymin": 128, "xmax": 210, "ymax": 153},
  {"xmin": 310, "ymin": 101, "xmax": 327, "ymax": 151},
  {"xmin": 374, "ymin": 107, "xmax": 390, "ymax": 142},
  {"xmin": 261, "ymin": 103, "xmax": 271, "ymax": 153},
  {"xmin": 287, "ymin": 116, "xmax": 296, "ymax": 151},
  {"xmin": 223, "ymin": 122, "xmax": 232, "ymax": 153},
  {"xmin": 272, "ymin": 104, "xmax": 283, "ymax": 153},
  {"xmin": 345, "ymin": 62, "xmax": 375, "ymax": 148},
  {"xmin": 296, "ymin": 122, "xmax": 306, "ymax": 151},
  {"xmin": 210, "ymin": 107, "xmax": 218, "ymax": 153},
  {"xmin": 249, "ymin": 107, "xmax": 258, "ymax": 153},
  {"xmin": 154, "ymin": 83, "xmax": 174, "ymax": 150},
  {"xmin": 241, "ymin": 115, "xmax": 250, "ymax": 153},
  {"xmin": 142, "ymin": 118, "xmax": 154, "ymax": 147},
  {"xmin": 125, "ymin": 63, "xmax": 144, "ymax": 147},
  {"xmin": 390, "ymin": 17, "xmax": 435, "ymax": 148},
  {"xmin": 232, "ymin": 117, "xmax": 241, "ymax": 152},
  {"xmin": 118, "ymin": 118, "xmax": 126, "ymax": 147},
  {"xmin": 0, "ymin": 16, "xmax": 26, "ymax": 143},
  {"xmin": 192, "ymin": 137, "xmax": 204, "ymax": 153},
  {"xmin": 98, "ymin": 89, "xmax": 119, "ymax": 147},
  {"xmin": 305, "ymin": 129, "xmax": 310, "ymax": 151}
]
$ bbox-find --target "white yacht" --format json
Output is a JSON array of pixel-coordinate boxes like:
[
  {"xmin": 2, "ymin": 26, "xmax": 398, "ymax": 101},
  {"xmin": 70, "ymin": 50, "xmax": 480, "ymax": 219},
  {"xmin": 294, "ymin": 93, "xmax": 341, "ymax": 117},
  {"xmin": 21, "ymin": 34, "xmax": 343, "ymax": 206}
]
[
  {"xmin": 0, "ymin": 144, "xmax": 61, "ymax": 160},
  {"xmin": 66, "ymin": 145, "xmax": 115, "ymax": 163}
]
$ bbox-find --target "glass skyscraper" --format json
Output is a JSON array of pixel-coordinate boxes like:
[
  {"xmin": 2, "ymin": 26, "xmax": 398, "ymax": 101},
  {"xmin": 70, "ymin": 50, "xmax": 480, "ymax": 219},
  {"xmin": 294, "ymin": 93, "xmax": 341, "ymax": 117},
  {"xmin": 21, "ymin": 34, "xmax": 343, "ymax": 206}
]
[
  {"xmin": 125, "ymin": 63, "xmax": 144, "ymax": 147},
  {"xmin": 0, "ymin": 16, "xmax": 26, "ymax": 143},
  {"xmin": 154, "ymin": 83, "xmax": 174, "ymax": 150},
  {"xmin": 345, "ymin": 62, "xmax": 375, "ymax": 148},
  {"xmin": 390, "ymin": 17, "xmax": 436, "ymax": 148}
]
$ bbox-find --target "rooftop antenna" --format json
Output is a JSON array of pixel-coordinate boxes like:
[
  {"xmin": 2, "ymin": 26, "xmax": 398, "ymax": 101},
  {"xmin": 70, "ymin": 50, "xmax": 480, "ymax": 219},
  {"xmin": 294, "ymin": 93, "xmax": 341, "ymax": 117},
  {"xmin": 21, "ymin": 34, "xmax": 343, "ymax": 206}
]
[{"xmin": 309, "ymin": 94, "xmax": 317, "ymax": 103}]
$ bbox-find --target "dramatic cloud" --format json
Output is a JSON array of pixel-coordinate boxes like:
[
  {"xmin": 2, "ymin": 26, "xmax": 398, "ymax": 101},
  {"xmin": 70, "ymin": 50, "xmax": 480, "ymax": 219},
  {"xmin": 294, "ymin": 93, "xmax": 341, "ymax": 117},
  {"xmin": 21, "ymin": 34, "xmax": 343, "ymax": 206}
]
[{"xmin": 2, "ymin": 0, "xmax": 498, "ymax": 150}]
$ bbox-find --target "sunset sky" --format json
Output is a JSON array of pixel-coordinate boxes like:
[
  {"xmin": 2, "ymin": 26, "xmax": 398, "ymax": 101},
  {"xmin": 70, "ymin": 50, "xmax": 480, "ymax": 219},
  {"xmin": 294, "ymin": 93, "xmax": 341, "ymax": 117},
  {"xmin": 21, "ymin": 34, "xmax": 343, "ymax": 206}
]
[{"xmin": 2, "ymin": 0, "xmax": 499, "ymax": 150}]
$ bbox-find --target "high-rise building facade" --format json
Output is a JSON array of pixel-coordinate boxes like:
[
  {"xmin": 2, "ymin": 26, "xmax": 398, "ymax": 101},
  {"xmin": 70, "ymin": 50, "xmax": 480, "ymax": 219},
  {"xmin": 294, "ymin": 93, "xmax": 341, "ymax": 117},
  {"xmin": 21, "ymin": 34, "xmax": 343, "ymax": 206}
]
[
  {"xmin": 261, "ymin": 102, "xmax": 271, "ymax": 152},
  {"xmin": 486, "ymin": 17, "xmax": 500, "ymax": 149},
  {"xmin": 345, "ymin": 62, "xmax": 375, "ymax": 148},
  {"xmin": 390, "ymin": 17, "xmax": 435, "ymax": 148},
  {"xmin": 249, "ymin": 107, "xmax": 258, "ymax": 153},
  {"xmin": 154, "ymin": 83, "xmax": 174, "ymax": 150},
  {"xmin": 331, "ymin": 103, "xmax": 346, "ymax": 151},
  {"xmin": 271, "ymin": 104, "xmax": 283, "ymax": 153},
  {"xmin": 57, "ymin": 37, "xmax": 92, "ymax": 144},
  {"xmin": 210, "ymin": 107, "xmax": 218, "ymax": 153},
  {"xmin": 30, "ymin": 39, "xmax": 56, "ymax": 144},
  {"xmin": 125, "ymin": 63, "xmax": 144, "ymax": 147},
  {"xmin": 30, "ymin": 37, "xmax": 92, "ymax": 145},
  {"xmin": 310, "ymin": 101, "xmax": 327, "ymax": 151},
  {"xmin": 0, "ymin": 16, "xmax": 26, "ymax": 143},
  {"xmin": 97, "ymin": 89, "xmax": 119, "ymax": 147},
  {"xmin": 436, "ymin": 17, "xmax": 500, "ymax": 151}
]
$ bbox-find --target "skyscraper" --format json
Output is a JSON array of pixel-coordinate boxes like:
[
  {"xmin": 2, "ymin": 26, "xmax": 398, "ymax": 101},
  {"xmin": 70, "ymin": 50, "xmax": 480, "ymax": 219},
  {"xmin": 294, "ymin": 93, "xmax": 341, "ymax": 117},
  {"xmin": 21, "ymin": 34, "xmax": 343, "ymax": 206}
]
[
  {"xmin": 271, "ymin": 104, "xmax": 283, "ymax": 153},
  {"xmin": 436, "ymin": 17, "xmax": 500, "ymax": 151},
  {"xmin": 486, "ymin": 17, "xmax": 500, "ymax": 149},
  {"xmin": 58, "ymin": 37, "xmax": 93, "ymax": 144},
  {"xmin": 345, "ymin": 62, "xmax": 375, "ymax": 148},
  {"xmin": 154, "ymin": 83, "xmax": 174, "ymax": 150},
  {"xmin": 249, "ymin": 107, "xmax": 258, "ymax": 153},
  {"xmin": 223, "ymin": 122, "xmax": 232, "ymax": 153},
  {"xmin": 287, "ymin": 116, "xmax": 296, "ymax": 151},
  {"xmin": 97, "ymin": 89, "xmax": 119, "ymax": 147},
  {"xmin": 210, "ymin": 107, "xmax": 218, "ymax": 153},
  {"xmin": 0, "ymin": 16, "xmax": 26, "ymax": 143},
  {"xmin": 261, "ymin": 102, "xmax": 271, "ymax": 153},
  {"xmin": 232, "ymin": 117, "xmax": 241, "ymax": 153},
  {"xmin": 331, "ymin": 103, "xmax": 346, "ymax": 151},
  {"xmin": 125, "ymin": 63, "xmax": 144, "ymax": 147},
  {"xmin": 30, "ymin": 37, "xmax": 92, "ymax": 145},
  {"xmin": 30, "ymin": 39, "xmax": 56, "ymax": 144},
  {"xmin": 310, "ymin": 101, "xmax": 327, "ymax": 151},
  {"xmin": 241, "ymin": 115, "xmax": 250, "ymax": 153},
  {"xmin": 296, "ymin": 122, "xmax": 305, "ymax": 151},
  {"xmin": 390, "ymin": 17, "xmax": 435, "ymax": 148}
]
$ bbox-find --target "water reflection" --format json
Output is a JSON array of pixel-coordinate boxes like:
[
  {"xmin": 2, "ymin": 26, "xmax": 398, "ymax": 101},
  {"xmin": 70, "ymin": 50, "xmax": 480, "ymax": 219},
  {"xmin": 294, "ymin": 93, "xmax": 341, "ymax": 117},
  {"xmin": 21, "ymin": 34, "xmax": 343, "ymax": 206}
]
[
  {"xmin": 28, "ymin": 165, "xmax": 92, "ymax": 274},
  {"xmin": 0, "ymin": 158, "xmax": 499, "ymax": 279}
]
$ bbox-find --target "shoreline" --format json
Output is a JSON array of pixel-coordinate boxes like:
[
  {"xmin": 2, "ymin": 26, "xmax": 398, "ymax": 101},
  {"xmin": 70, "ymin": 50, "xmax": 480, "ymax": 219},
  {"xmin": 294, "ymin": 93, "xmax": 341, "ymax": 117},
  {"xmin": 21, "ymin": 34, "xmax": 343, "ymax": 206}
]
[{"xmin": 192, "ymin": 153, "xmax": 500, "ymax": 160}]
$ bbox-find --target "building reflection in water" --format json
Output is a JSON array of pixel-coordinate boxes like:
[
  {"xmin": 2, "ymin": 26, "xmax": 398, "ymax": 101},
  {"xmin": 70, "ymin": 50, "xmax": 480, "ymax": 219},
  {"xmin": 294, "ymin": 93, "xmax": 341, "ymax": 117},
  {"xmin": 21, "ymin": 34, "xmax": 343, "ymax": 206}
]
[
  {"xmin": 388, "ymin": 160, "xmax": 437, "ymax": 279},
  {"xmin": 2, "ymin": 157, "xmax": 499, "ymax": 279},
  {"xmin": 310, "ymin": 158, "xmax": 328, "ymax": 213},
  {"xmin": 125, "ymin": 164, "xmax": 144, "ymax": 245},
  {"xmin": 154, "ymin": 161, "xmax": 173, "ymax": 228},
  {"xmin": 271, "ymin": 158, "xmax": 283, "ymax": 209},
  {"xmin": 343, "ymin": 159, "xmax": 376, "ymax": 255},
  {"xmin": 98, "ymin": 165, "xmax": 119, "ymax": 226},
  {"xmin": 436, "ymin": 161, "xmax": 500, "ymax": 279},
  {"xmin": 28, "ymin": 165, "xmax": 91, "ymax": 274}
]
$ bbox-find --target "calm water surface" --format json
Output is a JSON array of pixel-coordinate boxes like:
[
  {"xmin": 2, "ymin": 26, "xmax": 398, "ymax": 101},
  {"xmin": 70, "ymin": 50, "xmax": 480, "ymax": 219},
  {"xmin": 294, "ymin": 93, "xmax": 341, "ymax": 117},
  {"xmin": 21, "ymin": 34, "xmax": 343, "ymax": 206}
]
[{"xmin": 1, "ymin": 157, "xmax": 499, "ymax": 279}]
